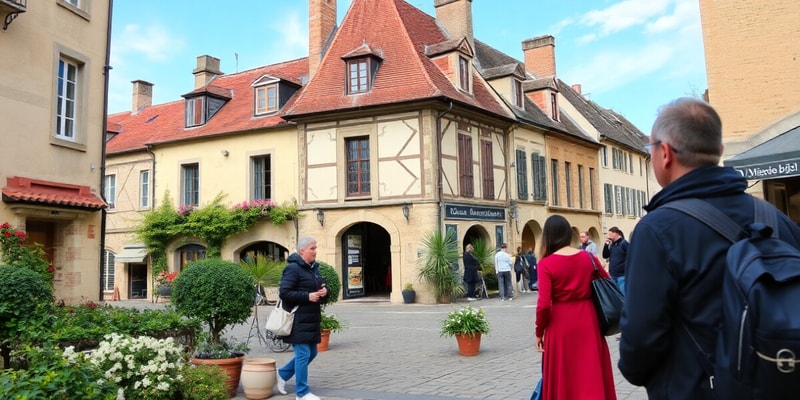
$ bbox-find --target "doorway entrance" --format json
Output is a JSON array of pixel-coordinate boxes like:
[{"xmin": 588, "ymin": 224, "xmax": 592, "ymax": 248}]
[
  {"xmin": 341, "ymin": 222, "xmax": 391, "ymax": 299},
  {"xmin": 129, "ymin": 264, "xmax": 147, "ymax": 299}
]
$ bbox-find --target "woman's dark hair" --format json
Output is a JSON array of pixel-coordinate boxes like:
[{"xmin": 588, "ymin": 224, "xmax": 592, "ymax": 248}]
[{"xmin": 540, "ymin": 215, "xmax": 573, "ymax": 259}]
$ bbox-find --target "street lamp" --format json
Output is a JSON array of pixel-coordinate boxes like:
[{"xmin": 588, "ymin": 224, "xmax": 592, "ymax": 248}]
[
  {"xmin": 402, "ymin": 203, "xmax": 410, "ymax": 222},
  {"xmin": 316, "ymin": 209, "xmax": 325, "ymax": 227}
]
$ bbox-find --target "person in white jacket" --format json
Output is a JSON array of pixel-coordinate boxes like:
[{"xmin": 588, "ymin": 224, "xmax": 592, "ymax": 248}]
[{"xmin": 494, "ymin": 243, "xmax": 513, "ymax": 301}]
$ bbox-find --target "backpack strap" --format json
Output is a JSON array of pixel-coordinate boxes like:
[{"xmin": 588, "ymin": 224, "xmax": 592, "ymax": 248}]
[
  {"xmin": 753, "ymin": 198, "xmax": 779, "ymax": 238},
  {"xmin": 660, "ymin": 198, "xmax": 744, "ymax": 243}
]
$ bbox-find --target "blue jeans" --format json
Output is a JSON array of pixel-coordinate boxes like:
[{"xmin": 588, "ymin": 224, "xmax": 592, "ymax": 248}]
[
  {"xmin": 278, "ymin": 343, "xmax": 318, "ymax": 396},
  {"xmin": 497, "ymin": 271, "xmax": 513, "ymax": 299},
  {"xmin": 613, "ymin": 276, "xmax": 626, "ymax": 296}
]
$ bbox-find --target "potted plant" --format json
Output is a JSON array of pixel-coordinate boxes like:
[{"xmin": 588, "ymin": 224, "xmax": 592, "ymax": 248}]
[
  {"xmin": 440, "ymin": 305, "xmax": 490, "ymax": 356},
  {"xmin": 155, "ymin": 270, "xmax": 178, "ymax": 296},
  {"xmin": 318, "ymin": 310, "xmax": 346, "ymax": 351},
  {"xmin": 417, "ymin": 229, "xmax": 464, "ymax": 303},
  {"xmin": 172, "ymin": 257, "xmax": 255, "ymax": 397},
  {"xmin": 401, "ymin": 283, "xmax": 416, "ymax": 304}
]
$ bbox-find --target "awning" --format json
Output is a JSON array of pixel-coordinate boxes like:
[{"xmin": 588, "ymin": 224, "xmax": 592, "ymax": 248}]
[
  {"xmin": 116, "ymin": 243, "xmax": 148, "ymax": 263},
  {"xmin": 724, "ymin": 125, "xmax": 800, "ymax": 179},
  {"xmin": 2, "ymin": 176, "xmax": 107, "ymax": 210}
]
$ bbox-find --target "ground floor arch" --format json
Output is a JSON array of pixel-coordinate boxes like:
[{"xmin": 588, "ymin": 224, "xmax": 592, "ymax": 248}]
[{"xmin": 340, "ymin": 222, "xmax": 391, "ymax": 299}]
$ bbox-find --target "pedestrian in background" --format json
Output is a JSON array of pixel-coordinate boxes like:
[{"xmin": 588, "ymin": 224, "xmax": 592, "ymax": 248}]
[
  {"xmin": 618, "ymin": 98, "xmax": 800, "ymax": 399},
  {"xmin": 462, "ymin": 243, "xmax": 480, "ymax": 301},
  {"xmin": 579, "ymin": 230, "xmax": 599, "ymax": 258},
  {"xmin": 494, "ymin": 243, "xmax": 514, "ymax": 301},
  {"xmin": 277, "ymin": 237, "xmax": 329, "ymax": 400},
  {"xmin": 525, "ymin": 247, "xmax": 538, "ymax": 291},
  {"xmin": 513, "ymin": 245, "xmax": 529, "ymax": 294},
  {"xmin": 535, "ymin": 215, "xmax": 617, "ymax": 400},
  {"xmin": 602, "ymin": 227, "xmax": 629, "ymax": 294}
]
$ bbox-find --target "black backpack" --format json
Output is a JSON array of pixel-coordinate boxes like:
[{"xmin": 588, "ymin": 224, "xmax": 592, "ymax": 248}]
[{"xmin": 664, "ymin": 198, "xmax": 800, "ymax": 399}]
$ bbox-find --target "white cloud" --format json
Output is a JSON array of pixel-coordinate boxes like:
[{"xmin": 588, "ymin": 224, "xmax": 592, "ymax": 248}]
[
  {"xmin": 579, "ymin": 0, "xmax": 671, "ymax": 37},
  {"xmin": 111, "ymin": 24, "xmax": 186, "ymax": 64},
  {"xmin": 264, "ymin": 11, "xmax": 308, "ymax": 64},
  {"xmin": 564, "ymin": 43, "xmax": 675, "ymax": 94},
  {"xmin": 646, "ymin": 0, "xmax": 700, "ymax": 34}
]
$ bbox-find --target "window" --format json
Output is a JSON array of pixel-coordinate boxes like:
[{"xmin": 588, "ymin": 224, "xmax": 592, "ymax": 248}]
[
  {"xmin": 578, "ymin": 165, "xmax": 585, "ymax": 209},
  {"xmin": 66, "ymin": 0, "xmax": 80, "ymax": 6},
  {"xmin": 481, "ymin": 140, "xmax": 494, "ymax": 199},
  {"xmin": 550, "ymin": 92, "xmax": 559, "ymax": 120},
  {"xmin": 255, "ymin": 85, "xmax": 278, "ymax": 114},
  {"xmin": 516, "ymin": 149, "xmax": 528, "ymax": 200},
  {"xmin": 551, "ymin": 159, "xmax": 559, "ymax": 206},
  {"xmin": 629, "ymin": 153, "xmax": 634, "ymax": 173},
  {"xmin": 139, "ymin": 170, "xmax": 150, "ymax": 209},
  {"xmin": 181, "ymin": 164, "xmax": 199, "ymax": 206},
  {"xmin": 601, "ymin": 145, "xmax": 608, "ymax": 167},
  {"xmin": 565, "ymin": 161, "xmax": 572, "ymax": 207},
  {"xmin": 178, "ymin": 244, "xmax": 206, "ymax": 271},
  {"xmin": 346, "ymin": 137, "xmax": 370, "ymax": 196},
  {"xmin": 513, "ymin": 79, "xmax": 524, "ymax": 107},
  {"xmin": 103, "ymin": 174, "xmax": 116, "ymax": 210},
  {"xmin": 612, "ymin": 147, "xmax": 630, "ymax": 172},
  {"xmin": 252, "ymin": 155, "xmax": 272, "ymax": 200},
  {"xmin": 458, "ymin": 134, "xmax": 474, "ymax": 197},
  {"xmin": 615, "ymin": 185, "xmax": 623, "ymax": 215},
  {"xmin": 626, "ymin": 187, "xmax": 635, "ymax": 216},
  {"xmin": 56, "ymin": 58, "xmax": 79, "ymax": 140},
  {"xmin": 185, "ymin": 97, "xmax": 205, "ymax": 127},
  {"xmin": 639, "ymin": 158, "xmax": 644, "ymax": 176},
  {"xmin": 102, "ymin": 250, "xmax": 115, "ymax": 292},
  {"xmin": 458, "ymin": 56, "xmax": 470, "ymax": 92},
  {"xmin": 589, "ymin": 167, "xmax": 596, "ymax": 210},
  {"xmin": 531, "ymin": 152, "xmax": 547, "ymax": 201},
  {"xmin": 604, "ymin": 183, "xmax": 613, "ymax": 214},
  {"xmin": 347, "ymin": 59, "xmax": 370, "ymax": 94}
]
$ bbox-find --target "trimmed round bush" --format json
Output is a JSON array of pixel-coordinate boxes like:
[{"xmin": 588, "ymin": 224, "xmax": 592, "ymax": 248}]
[
  {"xmin": 172, "ymin": 258, "xmax": 255, "ymax": 346},
  {"xmin": 318, "ymin": 261, "xmax": 340, "ymax": 306},
  {"xmin": 0, "ymin": 266, "xmax": 53, "ymax": 341}
]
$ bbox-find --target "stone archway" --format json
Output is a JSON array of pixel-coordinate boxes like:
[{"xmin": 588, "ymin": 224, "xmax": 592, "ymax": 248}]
[{"xmin": 520, "ymin": 220, "xmax": 542, "ymax": 254}]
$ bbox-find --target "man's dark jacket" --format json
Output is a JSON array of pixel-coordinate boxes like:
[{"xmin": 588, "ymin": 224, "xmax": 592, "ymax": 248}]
[
  {"xmin": 279, "ymin": 253, "xmax": 327, "ymax": 344},
  {"xmin": 602, "ymin": 237, "xmax": 629, "ymax": 278},
  {"xmin": 619, "ymin": 166, "xmax": 800, "ymax": 399},
  {"xmin": 462, "ymin": 251, "xmax": 481, "ymax": 284}
]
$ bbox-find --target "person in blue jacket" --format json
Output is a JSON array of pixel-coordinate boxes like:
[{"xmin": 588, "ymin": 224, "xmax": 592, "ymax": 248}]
[
  {"xmin": 602, "ymin": 226, "xmax": 628, "ymax": 294},
  {"xmin": 618, "ymin": 98, "xmax": 800, "ymax": 399},
  {"xmin": 276, "ymin": 236, "xmax": 329, "ymax": 400}
]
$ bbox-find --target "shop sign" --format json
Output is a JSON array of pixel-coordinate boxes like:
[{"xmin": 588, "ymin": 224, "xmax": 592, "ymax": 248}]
[{"xmin": 444, "ymin": 203, "xmax": 506, "ymax": 221}]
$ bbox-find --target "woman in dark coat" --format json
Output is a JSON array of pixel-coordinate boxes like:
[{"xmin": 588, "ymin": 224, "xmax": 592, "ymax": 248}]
[
  {"xmin": 276, "ymin": 236, "xmax": 328, "ymax": 400},
  {"xmin": 463, "ymin": 244, "xmax": 480, "ymax": 300}
]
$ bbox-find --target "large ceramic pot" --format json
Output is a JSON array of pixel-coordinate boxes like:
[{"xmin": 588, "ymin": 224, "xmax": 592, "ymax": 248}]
[
  {"xmin": 317, "ymin": 329, "xmax": 331, "ymax": 352},
  {"xmin": 191, "ymin": 355, "xmax": 245, "ymax": 397},
  {"xmin": 240, "ymin": 358, "xmax": 276, "ymax": 399},
  {"xmin": 401, "ymin": 290, "xmax": 416, "ymax": 304},
  {"xmin": 455, "ymin": 333, "xmax": 481, "ymax": 356},
  {"xmin": 157, "ymin": 284, "xmax": 171, "ymax": 296}
]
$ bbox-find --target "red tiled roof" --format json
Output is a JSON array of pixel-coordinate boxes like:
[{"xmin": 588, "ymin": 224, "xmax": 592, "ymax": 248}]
[
  {"xmin": 2, "ymin": 176, "xmax": 107, "ymax": 210},
  {"xmin": 105, "ymin": 58, "xmax": 309, "ymax": 154},
  {"xmin": 284, "ymin": 0, "xmax": 514, "ymax": 120}
]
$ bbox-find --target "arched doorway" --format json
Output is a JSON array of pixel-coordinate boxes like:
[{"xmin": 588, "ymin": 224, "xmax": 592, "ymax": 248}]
[
  {"xmin": 240, "ymin": 241, "xmax": 289, "ymax": 263},
  {"xmin": 520, "ymin": 220, "xmax": 542, "ymax": 254},
  {"xmin": 341, "ymin": 222, "xmax": 391, "ymax": 299}
]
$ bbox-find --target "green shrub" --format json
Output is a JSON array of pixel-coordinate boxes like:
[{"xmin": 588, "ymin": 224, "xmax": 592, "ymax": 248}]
[
  {"xmin": 172, "ymin": 258, "xmax": 255, "ymax": 352},
  {"xmin": 318, "ymin": 261, "xmax": 340, "ymax": 306},
  {"xmin": 177, "ymin": 364, "xmax": 229, "ymax": 400},
  {"xmin": 0, "ymin": 344, "xmax": 116, "ymax": 400},
  {"xmin": 0, "ymin": 266, "xmax": 53, "ymax": 343}
]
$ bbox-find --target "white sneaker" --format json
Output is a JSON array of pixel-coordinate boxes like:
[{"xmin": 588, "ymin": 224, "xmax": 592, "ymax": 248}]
[
  {"xmin": 276, "ymin": 373, "xmax": 287, "ymax": 395},
  {"xmin": 296, "ymin": 393, "xmax": 321, "ymax": 400},
  {"xmin": 467, "ymin": 297, "xmax": 477, "ymax": 301}
]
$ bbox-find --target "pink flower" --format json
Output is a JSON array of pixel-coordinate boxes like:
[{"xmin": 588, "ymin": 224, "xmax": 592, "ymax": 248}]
[
  {"xmin": 1, "ymin": 222, "xmax": 8, "ymax": 229},
  {"xmin": 3, "ymin": 231, "xmax": 10, "ymax": 238}
]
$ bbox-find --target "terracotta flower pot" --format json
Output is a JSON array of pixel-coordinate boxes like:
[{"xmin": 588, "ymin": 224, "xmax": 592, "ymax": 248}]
[
  {"xmin": 191, "ymin": 355, "xmax": 245, "ymax": 397},
  {"xmin": 317, "ymin": 329, "xmax": 331, "ymax": 351},
  {"xmin": 455, "ymin": 332, "xmax": 481, "ymax": 356},
  {"xmin": 240, "ymin": 358, "xmax": 276, "ymax": 399}
]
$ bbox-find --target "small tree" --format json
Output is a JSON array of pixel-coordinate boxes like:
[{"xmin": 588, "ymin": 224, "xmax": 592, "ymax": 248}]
[{"xmin": 418, "ymin": 229, "xmax": 464, "ymax": 302}]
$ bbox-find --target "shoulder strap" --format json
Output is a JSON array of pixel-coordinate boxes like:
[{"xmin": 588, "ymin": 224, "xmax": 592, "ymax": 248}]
[
  {"xmin": 753, "ymin": 198, "xmax": 779, "ymax": 238},
  {"xmin": 660, "ymin": 198, "xmax": 744, "ymax": 243}
]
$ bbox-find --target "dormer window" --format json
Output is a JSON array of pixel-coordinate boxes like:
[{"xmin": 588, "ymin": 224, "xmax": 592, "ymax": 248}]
[
  {"xmin": 255, "ymin": 84, "xmax": 278, "ymax": 115},
  {"xmin": 182, "ymin": 86, "xmax": 231, "ymax": 128},
  {"xmin": 550, "ymin": 92, "xmax": 559, "ymax": 121},
  {"xmin": 347, "ymin": 58, "xmax": 371, "ymax": 94},
  {"xmin": 186, "ymin": 97, "xmax": 205, "ymax": 126},
  {"xmin": 514, "ymin": 79, "xmax": 524, "ymax": 108},
  {"xmin": 459, "ymin": 56, "xmax": 470, "ymax": 92}
]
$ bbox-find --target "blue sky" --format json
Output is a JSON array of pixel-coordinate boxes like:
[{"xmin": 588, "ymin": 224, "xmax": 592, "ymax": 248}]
[{"xmin": 109, "ymin": 0, "xmax": 707, "ymax": 134}]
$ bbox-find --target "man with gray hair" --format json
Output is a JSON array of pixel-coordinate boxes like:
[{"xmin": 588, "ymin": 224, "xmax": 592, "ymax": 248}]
[{"xmin": 618, "ymin": 98, "xmax": 800, "ymax": 399}]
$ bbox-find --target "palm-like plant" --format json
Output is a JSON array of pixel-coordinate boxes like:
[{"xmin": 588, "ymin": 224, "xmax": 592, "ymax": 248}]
[
  {"xmin": 469, "ymin": 238, "xmax": 495, "ymax": 275},
  {"xmin": 418, "ymin": 229, "xmax": 464, "ymax": 302}
]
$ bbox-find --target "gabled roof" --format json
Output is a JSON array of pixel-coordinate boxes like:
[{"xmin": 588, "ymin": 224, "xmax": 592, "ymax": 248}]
[
  {"xmin": 283, "ymin": 0, "xmax": 513, "ymax": 120},
  {"xmin": 106, "ymin": 58, "xmax": 309, "ymax": 155}
]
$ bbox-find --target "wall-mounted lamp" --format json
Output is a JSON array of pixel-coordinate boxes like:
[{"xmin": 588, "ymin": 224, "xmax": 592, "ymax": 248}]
[
  {"xmin": 316, "ymin": 209, "xmax": 325, "ymax": 227},
  {"xmin": 402, "ymin": 202, "xmax": 410, "ymax": 222},
  {"xmin": 221, "ymin": 149, "xmax": 229, "ymax": 157}
]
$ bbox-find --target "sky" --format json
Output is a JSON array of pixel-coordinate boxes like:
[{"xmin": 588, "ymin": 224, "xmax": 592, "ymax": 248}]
[{"xmin": 108, "ymin": 0, "xmax": 707, "ymax": 135}]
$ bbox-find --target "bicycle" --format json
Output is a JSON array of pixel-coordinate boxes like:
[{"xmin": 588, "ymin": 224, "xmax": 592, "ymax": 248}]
[
  {"xmin": 474, "ymin": 275, "xmax": 489, "ymax": 299},
  {"xmin": 247, "ymin": 285, "xmax": 291, "ymax": 352}
]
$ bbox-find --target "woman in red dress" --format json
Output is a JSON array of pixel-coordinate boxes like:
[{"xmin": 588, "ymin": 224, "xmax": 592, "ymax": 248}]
[{"xmin": 535, "ymin": 215, "xmax": 617, "ymax": 400}]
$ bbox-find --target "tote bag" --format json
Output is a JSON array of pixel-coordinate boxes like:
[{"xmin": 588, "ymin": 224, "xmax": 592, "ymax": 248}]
[
  {"xmin": 265, "ymin": 298, "xmax": 299, "ymax": 337},
  {"xmin": 589, "ymin": 253, "xmax": 625, "ymax": 336}
]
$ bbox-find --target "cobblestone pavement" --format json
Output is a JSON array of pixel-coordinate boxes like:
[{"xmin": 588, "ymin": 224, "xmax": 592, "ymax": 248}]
[{"xmin": 129, "ymin": 292, "xmax": 647, "ymax": 399}]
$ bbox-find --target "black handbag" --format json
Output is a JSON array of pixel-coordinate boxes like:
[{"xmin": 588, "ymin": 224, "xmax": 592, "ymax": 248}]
[{"xmin": 589, "ymin": 253, "xmax": 625, "ymax": 336}]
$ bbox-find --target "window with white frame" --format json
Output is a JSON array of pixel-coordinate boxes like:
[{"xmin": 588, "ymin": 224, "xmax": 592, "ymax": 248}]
[
  {"xmin": 347, "ymin": 59, "xmax": 370, "ymax": 94},
  {"xmin": 103, "ymin": 250, "xmax": 115, "ymax": 292},
  {"xmin": 255, "ymin": 84, "xmax": 278, "ymax": 115},
  {"xmin": 604, "ymin": 183, "xmax": 613, "ymax": 214},
  {"xmin": 615, "ymin": 185, "xmax": 623, "ymax": 215},
  {"xmin": 252, "ymin": 155, "xmax": 272, "ymax": 200},
  {"xmin": 181, "ymin": 164, "xmax": 199, "ymax": 207},
  {"xmin": 103, "ymin": 174, "xmax": 116, "ymax": 210},
  {"xmin": 140, "ymin": 170, "xmax": 150, "ymax": 209},
  {"xmin": 56, "ymin": 58, "xmax": 79, "ymax": 140},
  {"xmin": 185, "ymin": 97, "xmax": 205, "ymax": 127}
]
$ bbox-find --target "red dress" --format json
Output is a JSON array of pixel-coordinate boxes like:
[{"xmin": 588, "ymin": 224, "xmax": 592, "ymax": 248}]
[{"xmin": 535, "ymin": 251, "xmax": 617, "ymax": 400}]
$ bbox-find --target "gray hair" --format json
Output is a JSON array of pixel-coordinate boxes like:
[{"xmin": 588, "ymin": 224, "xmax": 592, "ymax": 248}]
[
  {"xmin": 651, "ymin": 97, "xmax": 722, "ymax": 167},
  {"xmin": 297, "ymin": 236, "xmax": 317, "ymax": 252}
]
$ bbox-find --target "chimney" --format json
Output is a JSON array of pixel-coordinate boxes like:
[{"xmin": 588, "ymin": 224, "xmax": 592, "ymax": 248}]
[
  {"xmin": 522, "ymin": 35, "xmax": 556, "ymax": 78},
  {"xmin": 571, "ymin": 84, "xmax": 582, "ymax": 95},
  {"xmin": 309, "ymin": 0, "xmax": 337, "ymax": 79},
  {"xmin": 131, "ymin": 80, "xmax": 153, "ymax": 113},
  {"xmin": 192, "ymin": 55, "xmax": 222, "ymax": 89},
  {"xmin": 434, "ymin": 0, "xmax": 474, "ymax": 51}
]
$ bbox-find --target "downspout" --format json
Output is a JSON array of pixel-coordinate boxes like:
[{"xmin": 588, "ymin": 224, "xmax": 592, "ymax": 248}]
[
  {"xmin": 98, "ymin": 0, "xmax": 114, "ymax": 301},
  {"xmin": 436, "ymin": 101, "xmax": 454, "ymax": 233}
]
